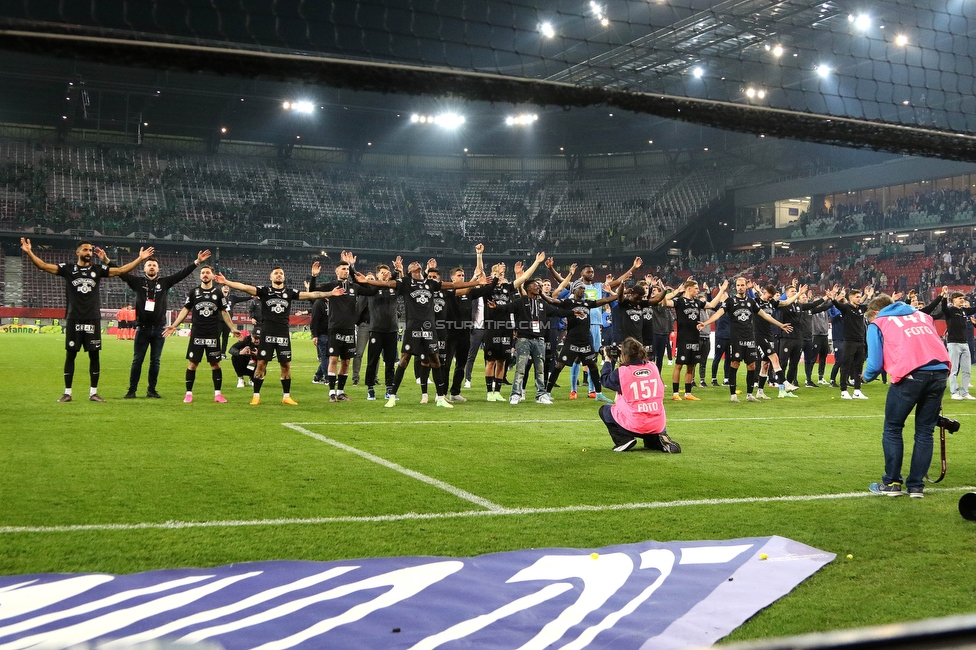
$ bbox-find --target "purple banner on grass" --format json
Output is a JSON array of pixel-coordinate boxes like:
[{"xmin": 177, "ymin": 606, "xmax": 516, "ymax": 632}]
[{"xmin": 0, "ymin": 535, "xmax": 832, "ymax": 649}]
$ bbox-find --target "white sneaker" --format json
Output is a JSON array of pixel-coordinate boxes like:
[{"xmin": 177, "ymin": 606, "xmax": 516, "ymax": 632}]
[
  {"xmin": 464, "ymin": 380, "xmax": 472, "ymax": 389},
  {"xmin": 420, "ymin": 394, "xmax": 429, "ymax": 404},
  {"xmin": 537, "ymin": 394, "xmax": 553, "ymax": 405},
  {"xmin": 510, "ymin": 394, "xmax": 520, "ymax": 405},
  {"xmin": 853, "ymin": 390, "xmax": 869, "ymax": 400},
  {"xmin": 951, "ymin": 394, "xmax": 964, "ymax": 400},
  {"xmin": 756, "ymin": 390, "xmax": 770, "ymax": 400},
  {"xmin": 236, "ymin": 378, "xmax": 245, "ymax": 389},
  {"xmin": 384, "ymin": 396, "xmax": 396, "ymax": 408},
  {"xmin": 841, "ymin": 391, "xmax": 853, "ymax": 400},
  {"xmin": 783, "ymin": 381, "xmax": 799, "ymax": 392},
  {"xmin": 730, "ymin": 394, "xmax": 740, "ymax": 403},
  {"xmin": 966, "ymin": 395, "xmax": 976, "ymax": 400},
  {"xmin": 746, "ymin": 394, "xmax": 759, "ymax": 403},
  {"xmin": 435, "ymin": 396, "xmax": 454, "ymax": 409},
  {"xmin": 819, "ymin": 378, "xmax": 829, "ymax": 385},
  {"xmin": 450, "ymin": 394, "xmax": 467, "ymax": 403}
]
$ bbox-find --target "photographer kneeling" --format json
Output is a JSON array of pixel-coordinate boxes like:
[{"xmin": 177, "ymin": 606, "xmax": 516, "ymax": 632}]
[{"xmin": 599, "ymin": 337, "xmax": 681, "ymax": 453}]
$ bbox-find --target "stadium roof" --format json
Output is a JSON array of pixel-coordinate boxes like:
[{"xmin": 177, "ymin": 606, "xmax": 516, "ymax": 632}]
[{"xmin": 0, "ymin": 0, "xmax": 972, "ymax": 159}]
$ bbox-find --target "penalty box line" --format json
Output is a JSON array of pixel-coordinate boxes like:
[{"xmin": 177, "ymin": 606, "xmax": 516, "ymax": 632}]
[{"xmin": 3, "ymin": 487, "xmax": 975, "ymax": 535}]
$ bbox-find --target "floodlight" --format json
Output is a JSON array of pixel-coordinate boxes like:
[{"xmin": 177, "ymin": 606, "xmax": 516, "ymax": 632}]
[
  {"xmin": 746, "ymin": 87, "xmax": 756, "ymax": 98},
  {"xmin": 410, "ymin": 114, "xmax": 420, "ymax": 123},
  {"xmin": 282, "ymin": 101, "xmax": 291, "ymax": 109},
  {"xmin": 692, "ymin": 66, "xmax": 703, "ymax": 78},
  {"xmin": 292, "ymin": 101, "xmax": 315, "ymax": 114},
  {"xmin": 434, "ymin": 113, "xmax": 465, "ymax": 128},
  {"xmin": 853, "ymin": 14, "xmax": 871, "ymax": 31},
  {"xmin": 540, "ymin": 22, "xmax": 555, "ymax": 38},
  {"xmin": 895, "ymin": 34, "xmax": 909, "ymax": 46},
  {"xmin": 816, "ymin": 64, "xmax": 831, "ymax": 78},
  {"xmin": 772, "ymin": 44, "xmax": 784, "ymax": 57}
]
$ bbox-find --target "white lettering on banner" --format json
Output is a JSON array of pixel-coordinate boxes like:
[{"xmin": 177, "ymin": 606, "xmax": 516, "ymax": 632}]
[{"xmin": 182, "ymin": 562, "xmax": 464, "ymax": 649}]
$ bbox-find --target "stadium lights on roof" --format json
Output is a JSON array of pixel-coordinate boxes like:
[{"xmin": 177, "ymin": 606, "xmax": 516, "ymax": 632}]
[
  {"xmin": 849, "ymin": 13, "xmax": 870, "ymax": 31},
  {"xmin": 505, "ymin": 113, "xmax": 539, "ymax": 126},
  {"xmin": 692, "ymin": 66, "xmax": 703, "ymax": 78},
  {"xmin": 895, "ymin": 34, "xmax": 909, "ymax": 46},
  {"xmin": 411, "ymin": 113, "xmax": 466, "ymax": 128},
  {"xmin": 816, "ymin": 64, "xmax": 831, "ymax": 78},
  {"xmin": 539, "ymin": 22, "xmax": 555, "ymax": 38},
  {"xmin": 772, "ymin": 44, "xmax": 784, "ymax": 57}
]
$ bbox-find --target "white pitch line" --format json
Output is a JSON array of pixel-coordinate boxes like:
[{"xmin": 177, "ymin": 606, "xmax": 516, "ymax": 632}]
[
  {"xmin": 3, "ymin": 486, "xmax": 974, "ymax": 535},
  {"xmin": 281, "ymin": 423, "xmax": 504, "ymax": 512},
  {"xmin": 287, "ymin": 413, "xmax": 976, "ymax": 427}
]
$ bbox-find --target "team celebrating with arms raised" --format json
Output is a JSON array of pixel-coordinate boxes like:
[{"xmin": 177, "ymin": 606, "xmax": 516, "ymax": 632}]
[{"xmin": 21, "ymin": 237, "xmax": 961, "ymax": 492}]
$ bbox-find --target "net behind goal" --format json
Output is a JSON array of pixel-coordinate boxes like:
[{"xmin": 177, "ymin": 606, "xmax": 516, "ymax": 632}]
[{"xmin": 1, "ymin": 0, "xmax": 975, "ymax": 159}]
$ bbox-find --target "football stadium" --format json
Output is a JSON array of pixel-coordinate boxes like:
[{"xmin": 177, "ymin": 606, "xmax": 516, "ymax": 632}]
[{"xmin": 2, "ymin": 1, "xmax": 976, "ymax": 648}]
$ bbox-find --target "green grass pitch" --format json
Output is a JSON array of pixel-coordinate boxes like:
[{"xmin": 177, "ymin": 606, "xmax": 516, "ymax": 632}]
[{"xmin": 2, "ymin": 333, "xmax": 976, "ymax": 643}]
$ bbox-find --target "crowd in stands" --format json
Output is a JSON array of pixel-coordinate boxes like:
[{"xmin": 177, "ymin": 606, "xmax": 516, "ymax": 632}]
[
  {"xmin": 0, "ymin": 140, "xmax": 743, "ymax": 254},
  {"xmin": 793, "ymin": 187, "xmax": 976, "ymax": 239}
]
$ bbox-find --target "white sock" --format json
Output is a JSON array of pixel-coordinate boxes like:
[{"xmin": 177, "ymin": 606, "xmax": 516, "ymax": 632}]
[
  {"xmin": 283, "ymin": 392, "xmax": 290, "ymax": 399},
  {"xmin": 90, "ymin": 387, "xmax": 98, "ymax": 396},
  {"xmin": 65, "ymin": 388, "xmax": 73, "ymax": 396}
]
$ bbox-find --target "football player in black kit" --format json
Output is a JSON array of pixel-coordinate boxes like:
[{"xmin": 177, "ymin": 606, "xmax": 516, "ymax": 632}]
[
  {"xmin": 21, "ymin": 238, "xmax": 154, "ymax": 402},
  {"xmin": 216, "ymin": 266, "xmax": 344, "ymax": 406},
  {"xmin": 309, "ymin": 251, "xmax": 363, "ymax": 402},
  {"xmin": 754, "ymin": 283, "xmax": 803, "ymax": 399},
  {"xmin": 355, "ymin": 255, "xmax": 488, "ymax": 408},
  {"xmin": 540, "ymin": 279, "xmax": 619, "ymax": 402},
  {"xmin": 357, "ymin": 263, "xmax": 400, "ymax": 401},
  {"xmin": 164, "ymin": 265, "xmax": 242, "ymax": 403},
  {"xmin": 698, "ymin": 276, "xmax": 793, "ymax": 403},
  {"xmin": 659, "ymin": 278, "xmax": 727, "ymax": 401}
]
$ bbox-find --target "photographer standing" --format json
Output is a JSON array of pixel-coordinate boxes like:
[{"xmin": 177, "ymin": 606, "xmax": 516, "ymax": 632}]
[
  {"xmin": 863, "ymin": 294, "xmax": 949, "ymax": 498},
  {"xmin": 598, "ymin": 337, "xmax": 681, "ymax": 453}
]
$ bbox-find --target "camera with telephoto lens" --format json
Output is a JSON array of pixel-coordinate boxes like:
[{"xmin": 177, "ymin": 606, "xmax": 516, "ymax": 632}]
[
  {"xmin": 938, "ymin": 416, "xmax": 960, "ymax": 434},
  {"xmin": 603, "ymin": 342, "xmax": 621, "ymax": 360}
]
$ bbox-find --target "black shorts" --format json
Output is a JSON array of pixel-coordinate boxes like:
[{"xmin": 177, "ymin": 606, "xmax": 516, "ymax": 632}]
[
  {"xmin": 258, "ymin": 330, "xmax": 292, "ymax": 363},
  {"xmin": 731, "ymin": 339, "xmax": 758, "ymax": 365},
  {"xmin": 484, "ymin": 331, "xmax": 513, "ymax": 362},
  {"xmin": 327, "ymin": 328, "xmax": 357, "ymax": 360},
  {"xmin": 402, "ymin": 328, "xmax": 439, "ymax": 361},
  {"xmin": 756, "ymin": 337, "xmax": 777, "ymax": 360},
  {"xmin": 186, "ymin": 336, "xmax": 222, "ymax": 363},
  {"xmin": 556, "ymin": 340, "xmax": 597, "ymax": 365},
  {"xmin": 675, "ymin": 337, "xmax": 701, "ymax": 366},
  {"xmin": 66, "ymin": 320, "xmax": 101, "ymax": 352}
]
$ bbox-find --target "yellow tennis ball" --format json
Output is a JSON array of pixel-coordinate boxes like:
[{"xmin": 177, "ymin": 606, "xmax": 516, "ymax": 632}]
[
  {"xmin": 590, "ymin": 552, "xmax": 599, "ymax": 560},
  {"xmin": 736, "ymin": 389, "xmax": 742, "ymax": 394},
  {"xmin": 846, "ymin": 554, "xmax": 854, "ymax": 559},
  {"xmin": 759, "ymin": 553, "xmax": 768, "ymax": 560}
]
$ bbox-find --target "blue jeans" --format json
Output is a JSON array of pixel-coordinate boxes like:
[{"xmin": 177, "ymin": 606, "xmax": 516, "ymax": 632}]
[
  {"xmin": 881, "ymin": 369, "xmax": 947, "ymax": 490},
  {"xmin": 314, "ymin": 334, "xmax": 329, "ymax": 380},
  {"xmin": 511, "ymin": 337, "xmax": 546, "ymax": 398},
  {"xmin": 129, "ymin": 325, "xmax": 167, "ymax": 392}
]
